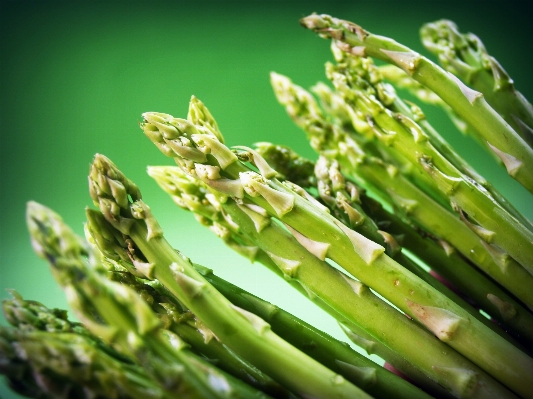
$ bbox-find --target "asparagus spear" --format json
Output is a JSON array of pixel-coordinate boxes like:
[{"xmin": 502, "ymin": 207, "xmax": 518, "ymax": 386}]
[
  {"xmin": 26, "ymin": 201, "xmax": 270, "ymax": 399},
  {"xmin": 2, "ymin": 290, "xmax": 134, "ymax": 364},
  {"xmin": 87, "ymin": 153, "xmax": 371, "ymax": 399},
  {"xmin": 148, "ymin": 163, "xmax": 519, "ymax": 398},
  {"xmin": 300, "ymin": 14, "xmax": 533, "ymax": 196},
  {"xmin": 420, "ymin": 19, "xmax": 533, "ymax": 147},
  {"xmin": 270, "ymin": 71, "xmax": 533, "ymax": 314},
  {"xmin": 140, "ymin": 101, "xmax": 533, "ymax": 397}
]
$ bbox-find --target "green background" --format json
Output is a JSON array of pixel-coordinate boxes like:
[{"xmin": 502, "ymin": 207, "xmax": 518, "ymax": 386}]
[{"xmin": 1, "ymin": 1, "xmax": 532, "ymax": 397}]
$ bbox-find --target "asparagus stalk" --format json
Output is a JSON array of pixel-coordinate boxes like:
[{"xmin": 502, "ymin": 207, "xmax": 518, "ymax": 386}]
[
  {"xmin": 148, "ymin": 164, "xmax": 446, "ymax": 396},
  {"xmin": 140, "ymin": 101, "xmax": 533, "ymax": 397},
  {"xmin": 87, "ymin": 153, "xmax": 371, "ymax": 399},
  {"xmin": 270, "ymin": 71, "xmax": 533, "ymax": 314},
  {"xmin": 148, "ymin": 163, "xmax": 516, "ymax": 398},
  {"xmin": 254, "ymin": 143, "xmax": 533, "ymax": 345},
  {"xmin": 420, "ymin": 19, "xmax": 533, "ymax": 147},
  {"xmin": 323, "ymin": 51, "xmax": 533, "ymax": 272},
  {"xmin": 26, "ymin": 201, "xmax": 269, "ymax": 399},
  {"xmin": 299, "ymin": 13, "xmax": 533, "ymax": 194},
  {"xmin": 359, "ymin": 194, "xmax": 533, "ymax": 344}
]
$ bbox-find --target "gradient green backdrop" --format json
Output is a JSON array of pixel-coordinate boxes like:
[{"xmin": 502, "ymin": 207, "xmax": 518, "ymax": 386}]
[{"xmin": 1, "ymin": 1, "xmax": 532, "ymax": 397}]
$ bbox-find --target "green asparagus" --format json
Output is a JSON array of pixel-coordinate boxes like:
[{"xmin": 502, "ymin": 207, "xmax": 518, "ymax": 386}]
[
  {"xmin": 4, "ymin": 12, "xmax": 533, "ymax": 399},
  {"xmin": 1, "ymin": 292, "xmax": 164, "ymax": 399},
  {"xmin": 140, "ymin": 99, "xmax": 533, "ymax": 397},
  {"xmin": 320, "ymin": 47, "xmax": 533, "ymax": 272},
  {"xmin": 148, "ymin": 163, "xmax": 519, "ymax": 398},
  {"xmin": 87, "ymin": 153, "xmax": 371, "ymax": 399},
  {"xmin": 85, "ymin": 210, "xmax": 295, "ymax": 399}
]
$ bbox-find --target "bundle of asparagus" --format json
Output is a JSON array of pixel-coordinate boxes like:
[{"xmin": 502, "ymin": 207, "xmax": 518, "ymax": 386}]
[{"xmin": 2, "ymin": 13, "xmax": 533, "ymax": 399}]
